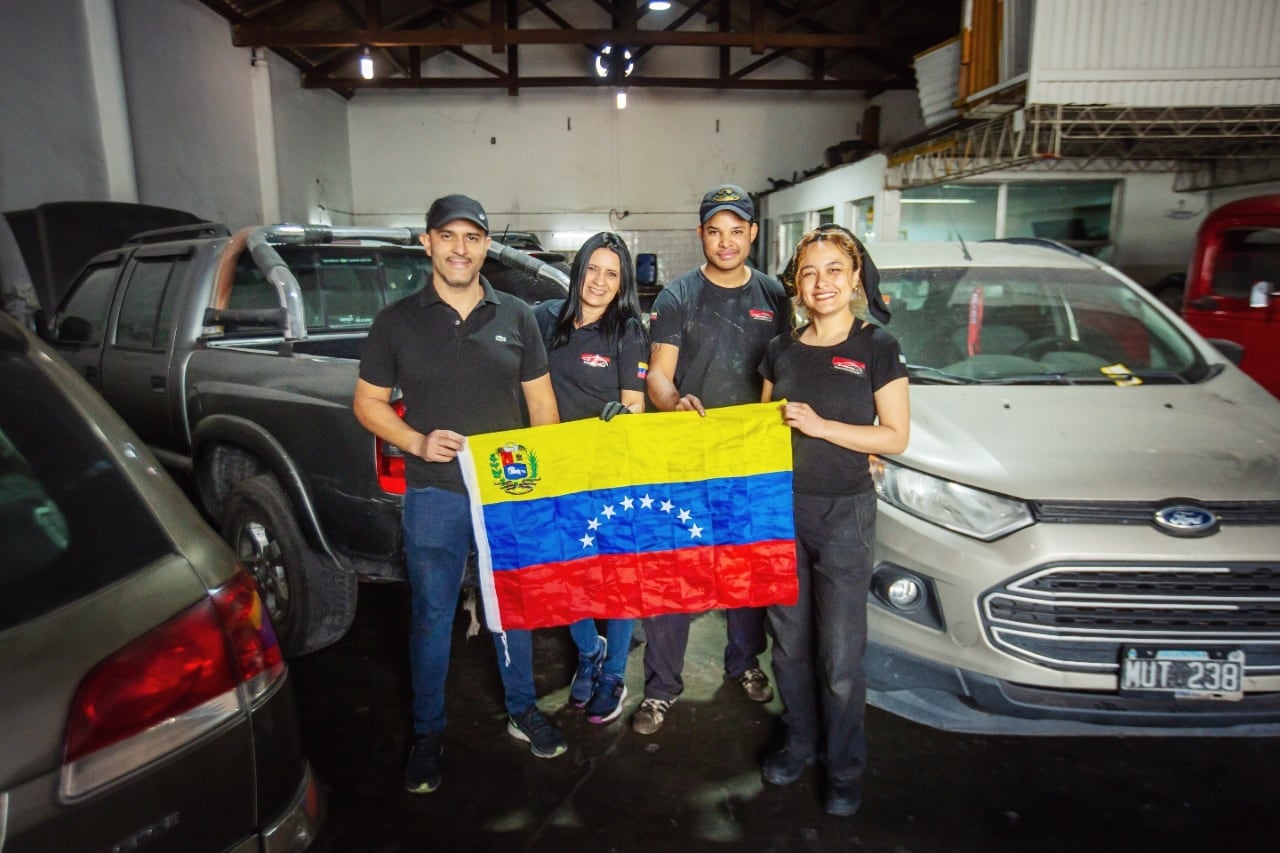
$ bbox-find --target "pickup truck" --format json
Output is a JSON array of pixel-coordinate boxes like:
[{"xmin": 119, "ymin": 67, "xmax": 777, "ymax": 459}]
[
  {"xmin": 1180, "ymin": 194, "xmax": 1280, "ymax": 398},
  {"xmin": 41, "ymin": 222, "xmax": 568, "ymax": 656}
]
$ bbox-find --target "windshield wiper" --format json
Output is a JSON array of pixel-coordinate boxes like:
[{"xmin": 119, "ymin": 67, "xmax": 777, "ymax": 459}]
[
  {"xmin": 1126, "ymin": 370, "xmax": 1192, "ymax": 385},
  {"xmin": 977, "ymin": 373, "xmax": 1112, "ymax": 385},
  {"xmin": 907, "ymin": 365, "xmax": 976, "ymax": 385}
]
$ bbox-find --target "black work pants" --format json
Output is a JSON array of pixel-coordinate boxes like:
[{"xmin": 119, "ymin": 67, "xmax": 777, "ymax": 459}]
[
  {"xmin": 767, "ymin": 490, "xmax": 876, "ymax": 785},
  {"xmin": 640, "ymin": 606, "xmax": 768, "ymax": 702}
]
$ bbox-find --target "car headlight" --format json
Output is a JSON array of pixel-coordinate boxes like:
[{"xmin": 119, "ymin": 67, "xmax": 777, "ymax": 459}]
[{"xmin": 870, "ymin": 456, "xmax": 1033, "ymax": 541}]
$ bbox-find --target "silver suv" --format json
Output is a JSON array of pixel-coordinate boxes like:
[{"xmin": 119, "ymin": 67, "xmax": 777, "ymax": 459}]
[
  {"xmin": 863, "ymin": 239, "xmax": 1280, "ymax": 735},
  {"xmin": 0, "ymin": 312, "xmax": 322, "ymax": 850}
]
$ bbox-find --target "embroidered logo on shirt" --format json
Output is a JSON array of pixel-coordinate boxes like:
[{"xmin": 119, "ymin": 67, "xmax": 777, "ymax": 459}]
[
  {"xmin": 832, "ymin": 357, "xmax": 866, "ymax": 376},
  {"xmin": 749, "ymin": 309, "xmax": 775, "ymax": 322},
  {"xmin": 494, "ymin": 335, "xmax": 508, "ymax": 342},
  {"xmin": 637, "ymin": 361, "xmax": 649, "ymax": 379},
  {"xmin": 581, "ymin": 353, "xmax": 612, "ymax": 368}
]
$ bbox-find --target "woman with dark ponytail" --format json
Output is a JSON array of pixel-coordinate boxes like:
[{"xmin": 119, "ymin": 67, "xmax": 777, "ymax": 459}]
[{"xmin": 533, "ymin": 231, "xmax": 649, "ymax": 723}]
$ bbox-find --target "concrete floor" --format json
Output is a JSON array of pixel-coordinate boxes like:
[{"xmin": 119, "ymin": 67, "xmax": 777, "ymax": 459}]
[{"xmin": 291, "ymin": 582, "xmax": 1280, "ymax": 852}]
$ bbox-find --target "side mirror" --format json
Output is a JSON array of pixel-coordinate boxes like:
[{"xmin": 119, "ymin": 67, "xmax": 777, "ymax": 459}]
[
  {"xmin": 1207, "ymin": 338, "xmax": 1245, "ymax": 366},
  {"xmin": 57, "ymin": 315, "xmax": 93, "ymax": 344}
]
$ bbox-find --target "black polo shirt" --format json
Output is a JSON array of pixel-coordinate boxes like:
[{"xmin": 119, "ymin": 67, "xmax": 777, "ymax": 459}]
[
  {"xmin": 760, "ymin": 321, "xmax": 908, "ymax": 496},
  {"xmin": 533, "ymin": 299, "xmax": 649, "ymax": 422},
  {"xmin": 649, "ymin": 267, "xmax": 789, "ymax": 407},
  {"xmin": 359, "ymin": 277, "xmax": 549, "ymax": 491}
]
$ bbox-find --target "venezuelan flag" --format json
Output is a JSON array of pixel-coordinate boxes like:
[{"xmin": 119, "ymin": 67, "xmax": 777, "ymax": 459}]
[{"xmin": 459, "ymin": 402, "xmax": 797, "ymax": 632}]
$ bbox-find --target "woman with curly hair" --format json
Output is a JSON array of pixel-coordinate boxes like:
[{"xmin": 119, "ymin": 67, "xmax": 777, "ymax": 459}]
[{"xmin": 758, "ymin": 225, "xmax": 910, "ymax": 816}]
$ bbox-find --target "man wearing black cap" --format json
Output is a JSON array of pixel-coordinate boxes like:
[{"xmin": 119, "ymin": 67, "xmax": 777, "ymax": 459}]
[
  {"xmin": 633, "ymin": 184, "xmax": 790, "ymax": 736},
  {"xmin": 354, "ymin": 193, "xmax": 566, "ymax": 794}
]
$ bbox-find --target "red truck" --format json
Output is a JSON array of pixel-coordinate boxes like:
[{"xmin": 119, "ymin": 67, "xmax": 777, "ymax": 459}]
[{"xmin": 1181, "ymin": 194, "xmax": 1280, "ymax": 397}]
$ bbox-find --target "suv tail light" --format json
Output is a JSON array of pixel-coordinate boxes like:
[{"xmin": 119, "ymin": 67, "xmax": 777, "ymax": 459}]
[
  {"xmin": 376, "ymin": 398, "xmax": 408, "ymax": 494},
  {"xmin": 60, "ymin": 571, "xmax": 285, "ymax": 800}
]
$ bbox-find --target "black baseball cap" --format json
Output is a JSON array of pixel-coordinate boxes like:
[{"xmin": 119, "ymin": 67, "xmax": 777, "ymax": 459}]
[
  {"xmin": 426, "ymin": 194, "xmax": 489, "ymax": 233},
  {"xmin": 699, "ymin": 184, "xmax": 754, "ymax": 224}
]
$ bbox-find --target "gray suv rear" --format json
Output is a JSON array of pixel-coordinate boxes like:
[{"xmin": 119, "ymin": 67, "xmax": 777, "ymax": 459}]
[{"xmin": 0, "ymin": 312, "xmax": 322, "ymax": 851}]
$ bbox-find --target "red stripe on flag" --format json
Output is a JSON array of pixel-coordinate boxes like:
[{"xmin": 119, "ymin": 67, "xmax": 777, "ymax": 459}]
[{"xmin": 488, "ymin": 540, "xmax": 798, "ymax": 630}]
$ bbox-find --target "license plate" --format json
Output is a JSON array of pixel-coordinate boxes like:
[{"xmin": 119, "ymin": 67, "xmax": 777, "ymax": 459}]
[{"xmin": 1120, "ymin": 647, "xmax": 1245, "ymax": 701}]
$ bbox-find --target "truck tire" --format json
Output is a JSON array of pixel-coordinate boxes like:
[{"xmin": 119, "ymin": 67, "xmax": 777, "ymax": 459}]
[{"xmin": 222, "ymin": 473, "xmax": 349, "ymax": 657}]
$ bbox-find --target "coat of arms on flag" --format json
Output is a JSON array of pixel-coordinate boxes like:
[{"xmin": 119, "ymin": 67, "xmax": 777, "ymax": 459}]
[{"xmin": 458, "ymin": 402, "xmax": 798, "ymax": 632}]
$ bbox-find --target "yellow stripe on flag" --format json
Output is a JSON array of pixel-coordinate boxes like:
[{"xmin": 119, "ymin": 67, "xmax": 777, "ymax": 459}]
[{"xmin": 464, "ymin": 401, "xmax": 790, "ymax": 504}]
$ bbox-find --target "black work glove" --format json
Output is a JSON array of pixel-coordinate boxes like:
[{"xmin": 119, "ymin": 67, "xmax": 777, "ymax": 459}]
[{"xmin": 600, "ymin": 401, "xmax": 632, "ymax": 421}]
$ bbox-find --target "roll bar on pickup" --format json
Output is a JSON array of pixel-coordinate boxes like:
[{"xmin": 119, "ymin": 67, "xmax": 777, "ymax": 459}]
[{"xmin": 206, "ymin": 224, "xmax": 569, "ymax": 342}]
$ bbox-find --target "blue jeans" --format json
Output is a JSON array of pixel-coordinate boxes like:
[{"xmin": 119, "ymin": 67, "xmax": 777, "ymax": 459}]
[
  {"xmin": 568, "ymin": 618, "xmax": 636, "ymax": 679},
  {"xmin": 403, "ymin": 487, "xmax": 538, "ymax": 734},
  {"xmin": 767, "ymin": 490, "xmax": 876, "ymax": 784}
]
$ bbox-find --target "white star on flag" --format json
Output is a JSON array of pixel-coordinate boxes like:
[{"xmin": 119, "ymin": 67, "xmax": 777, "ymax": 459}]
[
  {"xmin": 640, "ymin": 494, "xmax": 654, "ymax": 509},
  {"xmin": 660, "ymin": 499, "xmax": 674, "ymax": 513},
  {"xmin": 602, "ymin": 504, "xmax": 616, "ymax": 518},
  {"xmin": 621, "ymin": 496, "xmax": 635, "ymax": 510},
  {"xmin": 689, "ymin": 524, "xmax": 703, "ymax": 539},
  {"xmin": 587, "ymin": 518, "xmax": 601, "ymax": 530},
  {"xmin": 677, "ymin": 508, "xmax": 692, "ymax": 523},
  {"xmin": 580, "ymin": 532, "xmax": 595, "ymax": 548}
]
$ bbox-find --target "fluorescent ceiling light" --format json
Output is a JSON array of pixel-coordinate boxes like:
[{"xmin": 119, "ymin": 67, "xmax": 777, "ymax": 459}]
[
  {"xmin": 901, "ymin": 197, "xmax": 977, "ymax": 204},
  {"xmin": 360, "ymin": 48, "xmax": 374, "ymax": 80},
  {"xmin": 649, "ymin": 1, "xmax": 673, "ymax": 9},
  {"xmin": 616, "ymin": 90, "xmax": 627, "ymax": 109}
]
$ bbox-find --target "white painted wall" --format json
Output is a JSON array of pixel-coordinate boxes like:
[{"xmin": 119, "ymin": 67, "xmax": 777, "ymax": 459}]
[
  {"xmin": 1, "ymin": 0, "xmax": 352, "ymax": 229},
  {"xmin": 114, "ymin": 0, "xmax": 270, "ymax": 225},
  {"xmin": 0, "ymin": 0, "xmax": 110, "ymax": 209},
  {"xmin": 347, "ymin": 87, "xmax": 862, "ymax": 234},
  {"xmin": 268, "ymin": 54, "xmax": 354, "ymax": 227}
]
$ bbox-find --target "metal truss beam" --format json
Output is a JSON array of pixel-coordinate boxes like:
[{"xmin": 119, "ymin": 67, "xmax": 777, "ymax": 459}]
[{"xmin": 887, "ymin": 105, "xmax": 1280, "ymax": 189}]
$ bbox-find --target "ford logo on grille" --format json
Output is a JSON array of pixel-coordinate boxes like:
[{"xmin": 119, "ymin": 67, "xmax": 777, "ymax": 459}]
[{"xmin": 1153, "ymin": 505, "xmax": 1219, "ymax": 537}]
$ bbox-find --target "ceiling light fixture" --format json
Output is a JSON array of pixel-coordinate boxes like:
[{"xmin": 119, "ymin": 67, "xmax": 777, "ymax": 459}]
[
  {"xmin": 359, "ymin": 48, "xmax": 374, "ymax": 80},
  {"xmin": 616, "ymin": 89, "xmax": 628, "ymax": 110},
  {"xmin": 648, "ymin": 1, "xmax": 673, "ymax": 10},
  {"xmin": 593, "ymin": 45, "xmax": 634, "ymax": 80}
]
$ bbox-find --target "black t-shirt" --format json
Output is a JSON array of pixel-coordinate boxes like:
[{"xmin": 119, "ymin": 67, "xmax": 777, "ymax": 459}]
[
  {"xmin": 760, "ymin": 322, "xmax": 908, "ymax": 495},
  {"xmin": 533, "ymin": 299, "xmax": 649, "ymax": 422},
  {"xmin": 359, "ymin": 278, "xmax": 549, "ymax": 491},
  {"xmin": 648, "ymin": 267, "xmax": 789, "ymax": 407}
]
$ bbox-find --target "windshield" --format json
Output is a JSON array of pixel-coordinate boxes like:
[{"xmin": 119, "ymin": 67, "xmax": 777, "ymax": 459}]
[{"xmin": 879, "ymin": 265, "xmax": 1209, "ymax": 385}]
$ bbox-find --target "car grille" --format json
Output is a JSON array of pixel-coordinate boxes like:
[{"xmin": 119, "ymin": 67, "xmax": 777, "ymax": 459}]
[
  {"xmin": 1033, "ymin": 500, "xmax": 1280, "ymax": 526},
  {"xmin": 981, "ymin": 564, "xmax": 1280, "ymax": 675}
]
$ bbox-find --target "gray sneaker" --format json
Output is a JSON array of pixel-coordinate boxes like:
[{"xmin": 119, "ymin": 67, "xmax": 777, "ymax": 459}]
[
  {"xmin": 507, "ymin": 706, "xmax": 567, "ymax": 758},
  {"xmin": 631, "ymin": 697, "xmax": 674, "ymax": 735}
]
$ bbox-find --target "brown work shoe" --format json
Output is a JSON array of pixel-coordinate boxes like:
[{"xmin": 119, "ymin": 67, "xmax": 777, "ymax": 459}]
[
  {"xmin": 738, "ymin": 667, "xmax": 774, "ymax": 702},
  {"xmin": 631, "ymin": 697, "xmax": 674, "ymax": 735}
]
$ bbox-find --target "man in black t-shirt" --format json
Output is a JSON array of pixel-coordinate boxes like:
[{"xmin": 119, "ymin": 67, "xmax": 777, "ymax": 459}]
[
  {"xmin": 634, "ymin": 184, "xmax": 791, "ymax": 735},
  {"xmin": 354, "ymin": 194, "xmax": 566, "ymax": 795}
]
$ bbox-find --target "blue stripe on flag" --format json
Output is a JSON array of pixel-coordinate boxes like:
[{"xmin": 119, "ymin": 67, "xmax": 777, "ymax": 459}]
[{"xmin": 481, "ymin": 471, "xmax": 794, "ymax": 572}]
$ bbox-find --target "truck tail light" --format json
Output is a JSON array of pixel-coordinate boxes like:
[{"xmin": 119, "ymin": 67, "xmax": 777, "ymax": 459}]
[
  {"xmin": 60, "ymin": 571, "xmax": 285, "ymax": 800},
  {"xmin": 376, "ymin": 398, "xmax": 408, "ymax": 494}
]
